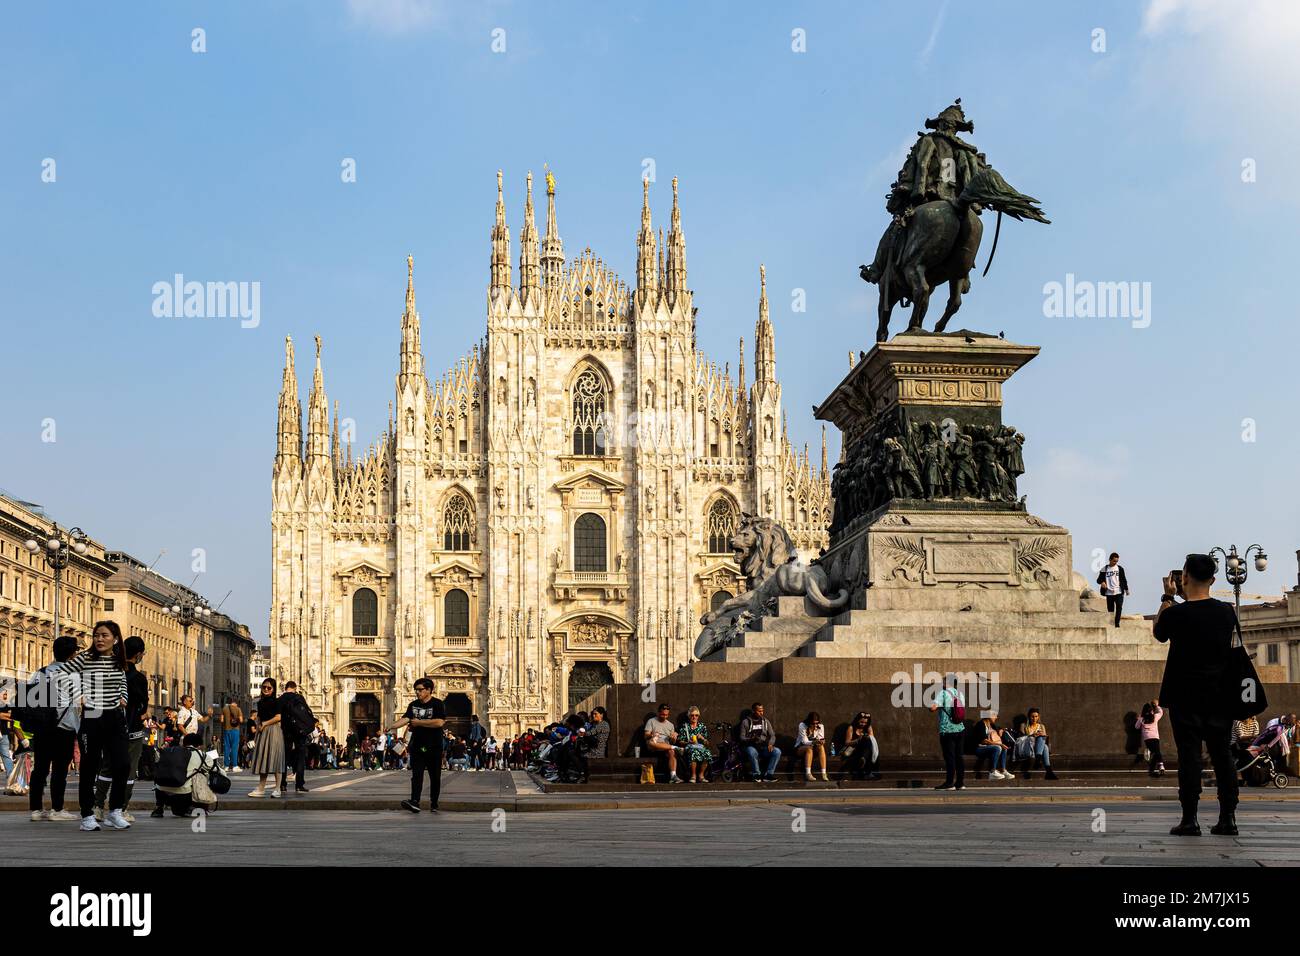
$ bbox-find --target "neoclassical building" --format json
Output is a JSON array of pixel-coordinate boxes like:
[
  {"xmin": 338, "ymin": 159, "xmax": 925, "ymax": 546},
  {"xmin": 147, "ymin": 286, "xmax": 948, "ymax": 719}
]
[{"xmin": 270, "ymin": 171, "xmax": 831, "ymax": 737}]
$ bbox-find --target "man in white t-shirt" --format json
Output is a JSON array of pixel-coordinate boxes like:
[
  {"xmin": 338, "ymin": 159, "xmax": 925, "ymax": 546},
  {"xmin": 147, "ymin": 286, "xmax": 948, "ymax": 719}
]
[
  {"xmin": 176, "ymin": 695, "xmax": 215, "ymax": 742},
  {"xmin": 1096, "ymin": 552, "xmax": 1130, "ymax": 628},
  {"xmin": 643, "ymin": 703, "xmax": 682, "ymax": 783}
]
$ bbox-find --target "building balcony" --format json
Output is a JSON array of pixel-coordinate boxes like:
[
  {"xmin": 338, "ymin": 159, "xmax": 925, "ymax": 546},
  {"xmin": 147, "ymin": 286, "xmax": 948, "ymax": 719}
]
[
  {"xmin": 552, "ymin": 569, "xmax": 629, "ymax": 602},
  {"xmin": 432, "ymin": 635, "xmax": 483, "ymax": 654},
  {"xmin": 340, "ymin": 635, "xmax": 393, "ymax": 654}
]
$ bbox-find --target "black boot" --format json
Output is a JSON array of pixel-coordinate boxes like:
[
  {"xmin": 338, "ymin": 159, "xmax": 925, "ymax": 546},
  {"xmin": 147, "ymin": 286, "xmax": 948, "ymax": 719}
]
[
  {"xmin": 1210, "ymin": 812, "xmax": 1238, "ymax": 836},
  {"xmin": 1170, "ymin": 817, "xmax": 1201, "ymax": 836}
]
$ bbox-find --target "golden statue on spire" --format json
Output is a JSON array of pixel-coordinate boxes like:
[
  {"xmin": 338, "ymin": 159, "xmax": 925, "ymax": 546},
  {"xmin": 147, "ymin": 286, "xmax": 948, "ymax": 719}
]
[{"xmin": 544, "ymin": 164, "xmax": 555, "ymax": 197}]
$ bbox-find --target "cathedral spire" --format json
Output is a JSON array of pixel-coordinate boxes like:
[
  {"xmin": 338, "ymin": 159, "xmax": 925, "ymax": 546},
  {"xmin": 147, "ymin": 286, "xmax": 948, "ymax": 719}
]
[
  {"xmin": 541, "ymin": 164, "xmax": 564, "ymax": 290},
  {"xmin": 332, "ymin": 400, "xmax": 340, "ymax": 472},
  {"xmin": 821, "ymin": 424, "xmax": 828, "ymax": 475},
  {"xmin": 737, "ymin": 337, "xmax": 746, "ymax": 393},
  {"xmin": 664, "ymin": 176, "xmax": 687, "ymax": 297},
  {"xmin": 307, "ymin": 335, "xmax": 329, "ymax": 461},
  {"xmin": 755, "ymin": 263, "xmax": 776, "ymax": 383},
  {"xmin": 657, "ymin": 227, "xmax": 665, "ymax": 287},
  {"xmin": 400, "ymin": 254, "xmax": 424, "ymax": 384},
  {"xmin": 519, "ymin": 171, "xmax": 540, "ymax": 302},
  {"xmin": 490, "ymin": 169, "xmax": 512, "ymax": 299},
  {"xmin": 275, "ymin": 335, "xmax": 302, "ymax": 468},
  {"xmin": 636, "ymin": 177, "xmax": 658, "ymax": 299}
]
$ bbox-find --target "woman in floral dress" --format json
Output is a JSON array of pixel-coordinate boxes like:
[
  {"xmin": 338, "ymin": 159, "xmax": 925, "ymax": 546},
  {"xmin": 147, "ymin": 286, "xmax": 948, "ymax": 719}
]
[{"xmin": 677, "ymin": 706, "xmax": 713, "ymax": 783}]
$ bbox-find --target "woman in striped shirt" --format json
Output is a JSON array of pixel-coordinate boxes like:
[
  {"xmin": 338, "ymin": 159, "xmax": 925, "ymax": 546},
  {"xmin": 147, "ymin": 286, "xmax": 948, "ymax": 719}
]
[{"xmin": 63, "ymin": 620, "xmax": 132, "ymax": 831}]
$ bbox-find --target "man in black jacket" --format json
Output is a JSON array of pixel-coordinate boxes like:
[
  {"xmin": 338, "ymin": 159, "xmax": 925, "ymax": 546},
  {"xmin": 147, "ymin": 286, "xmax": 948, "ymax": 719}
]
[
  {"xmin": 1154, "ymin": 553, "xmax": 1240, "ymax": 836},
  {"xmin": 1097, "ymin": 552, "xmax": 1130, "ymax": 627},
  {"xmin": 278, "ymin": 681, "xmax": 314, "ymax": 793}
]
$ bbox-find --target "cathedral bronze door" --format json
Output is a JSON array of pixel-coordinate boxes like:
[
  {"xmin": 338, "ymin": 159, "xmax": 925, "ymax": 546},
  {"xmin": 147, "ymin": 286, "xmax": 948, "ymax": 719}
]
[
  {"xmin": 568, "ymin": 661, "xmax": 614, "ymax": 711},
  {"xmin": 350, "ymin": 693, "xmax": 380, "ymax": 740},
  {"xmin": 443, "ymin": 692, "xmax": 472, "ymax": 738}
]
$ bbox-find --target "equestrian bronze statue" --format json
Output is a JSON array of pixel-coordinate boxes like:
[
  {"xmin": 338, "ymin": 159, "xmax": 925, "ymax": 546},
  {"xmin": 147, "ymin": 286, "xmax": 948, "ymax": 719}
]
[{"xmin": 860, "ymin": 99, "xmax": 1050, "ymax": 342}]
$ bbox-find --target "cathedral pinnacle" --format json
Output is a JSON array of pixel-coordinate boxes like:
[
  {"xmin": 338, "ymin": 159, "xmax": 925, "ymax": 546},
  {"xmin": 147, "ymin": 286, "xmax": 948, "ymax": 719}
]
[
  {"xmin": 542, "ymin": 164, "xmax": 564, "ymax": 289},
  {"xmin": 755, "ymin": 263, "xmax": 776, "ymax": 383},
  {"xmin": 490, "ymin": 169, "xmax": 512, "ymax": 296},
  {"xmin": 400, "ymin": 255, "xmax": 423, "ymax": 381},
  {"xmin": 519, "ymin": 171, "xmax": 540, "ymax": 298}
]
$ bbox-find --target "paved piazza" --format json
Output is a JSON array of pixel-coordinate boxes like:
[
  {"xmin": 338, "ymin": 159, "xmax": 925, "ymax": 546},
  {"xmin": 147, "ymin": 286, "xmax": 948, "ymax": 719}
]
[{"xmin": 3, "ymin": 770, "xmax": 1296, "ymax": 867}]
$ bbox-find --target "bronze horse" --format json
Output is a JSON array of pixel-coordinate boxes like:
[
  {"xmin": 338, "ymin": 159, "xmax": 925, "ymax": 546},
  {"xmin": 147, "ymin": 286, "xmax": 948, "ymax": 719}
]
[{"xmin": 861, "ymin": 167, "xmax": 1049, "ymax": 342}]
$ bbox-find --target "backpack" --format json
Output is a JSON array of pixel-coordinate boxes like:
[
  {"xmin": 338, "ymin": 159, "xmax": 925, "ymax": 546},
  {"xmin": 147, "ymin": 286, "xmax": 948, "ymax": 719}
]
[
  {"xmin": 155, "ymin": 746, "xmax": 196, "ymax": 789},
  {"xmin": 283, "ymin": 694, "xmax": 316, "ymax": 736},
  {"xmin": 11, "ymin": 667, "xmax": 59, "ymax": 734},
  {"xmin": 946, "ymin": 690, "xmax": 965, "ymax": 724}
]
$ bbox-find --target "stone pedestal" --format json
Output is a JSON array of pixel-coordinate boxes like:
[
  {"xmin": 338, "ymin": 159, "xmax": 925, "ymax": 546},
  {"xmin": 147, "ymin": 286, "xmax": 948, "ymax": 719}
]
[{"xmin": 704, "ymin": 330, "xmax": 1164, "ymax": 664}]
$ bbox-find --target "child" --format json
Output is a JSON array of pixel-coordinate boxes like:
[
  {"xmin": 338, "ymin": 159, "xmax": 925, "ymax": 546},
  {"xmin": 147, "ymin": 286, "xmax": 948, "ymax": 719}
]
[{"xmin": 1136, "ymin": 699, "xmax": 1165, "ymax": 776}]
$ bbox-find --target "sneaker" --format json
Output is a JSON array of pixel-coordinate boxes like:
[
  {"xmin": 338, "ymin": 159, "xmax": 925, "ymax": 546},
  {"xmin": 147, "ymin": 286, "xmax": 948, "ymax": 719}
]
[
  {"xmin": 295, "ymin": 786, "xmax": 310, "ymax": 794},
  {"xmin": 820, "ymin": 771, "xmax": 830, "ymax": 782},
  {"xmin": 122, "ymin": 812, "xmax": 136, "ymax": 824},
  {"xmin": 49, "ymin": 810, "xmax": 79, "ymax": 821},
  {"xmin": 805, "ymin": 771, "xmax": 815, "ymax": 781},
  {"xmin": 229, "ymin": 766, "xmax": 241, "ymax": 773},
  {"xmin": 669, "ymin": 775, "xmax": 683, "ymax": 784},
  {"xmin": 955, "ymin": 785, "xmax": 967, "ymax": 791},
  {"xmin": 990, "ymin": 770, "xmax": 1005, "ymax": 780},
  {"xmin": 1044, "ymin": 769, "xmax": 1059, "ymax": 781},
  {"xmin": 762, "ymin": 775, "xmax": 778, "ymax": 783},
  {"xmin": 934, "ymin": 783, "xmax": 955, "ymax": 790},
  {"xmin": 80, "ymin": 815, "xmax": 101, "ymax": 832},
  {"xmin": 30, "ymin": 810, "xmax": 48, "ymax": 822},
  {"xmin": 103, "ymin": 809, "xmax": 131, "ymax": 830},
  {"xmin": 428, "ymin": 806, "xmax": 439, "ymax": 813},
  {"xmin": 248, "ymin": 788, "xmax": 265, "ymax": 798},
  {"xmin": 270, "ymin": 789, "xmax": 282, "ymax": 798},
  {"xmin": 1002, "ymin": 770, "xmax": 1014, "ymax": 780},
  {"xmin": 150, "ymin": 807, "xmax": 165, "ymax": 818},
  {"xmin": 401, "ymin": 799, "xmax": 420, "ymax": 813},
  {"xmin": 93, "ymin": 807, "xmax": 104, "ymax": 823}
]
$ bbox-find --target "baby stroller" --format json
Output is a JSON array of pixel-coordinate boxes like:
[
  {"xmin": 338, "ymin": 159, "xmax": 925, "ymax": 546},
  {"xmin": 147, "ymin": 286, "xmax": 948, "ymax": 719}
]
[
  {"xmin": 709, "ymin": 722, "xmax": 748, "ymax": 783},
  {"xmin": 1236, "ymin": 723, "xmax": 1290, "ymax": 789}
]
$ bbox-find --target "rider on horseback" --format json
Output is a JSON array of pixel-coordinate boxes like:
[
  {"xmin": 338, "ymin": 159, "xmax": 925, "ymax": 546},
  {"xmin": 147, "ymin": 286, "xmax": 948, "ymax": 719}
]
[
  {"xmin": 864, "ymin": 99, "xmax": 984, "ymax": 286},
  {"xmin": 860, "ymin": 99, "xmax": 1050, "ymax": 341}
]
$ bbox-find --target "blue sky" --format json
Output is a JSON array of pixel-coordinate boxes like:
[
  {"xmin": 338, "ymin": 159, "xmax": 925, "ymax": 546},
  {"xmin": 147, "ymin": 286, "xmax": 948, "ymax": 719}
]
[{"xmin": 3, "ymin": 0, "xmax": 1297, "ymax": 635}]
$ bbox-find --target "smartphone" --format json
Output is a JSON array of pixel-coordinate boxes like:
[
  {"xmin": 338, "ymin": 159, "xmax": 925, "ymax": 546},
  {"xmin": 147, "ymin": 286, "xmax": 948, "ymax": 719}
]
[{"xmin": 1169, "ymin": 569, "xmax": 1184, "ymax": 598}]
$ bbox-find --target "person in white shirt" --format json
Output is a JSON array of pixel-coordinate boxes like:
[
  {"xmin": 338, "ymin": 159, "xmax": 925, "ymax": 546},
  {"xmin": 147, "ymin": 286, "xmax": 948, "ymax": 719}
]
[
  {"xmin": 795, "ymin": 712, "xmax": 829, "ymax": 781},
  {"xmin": 177, "ymin": 695, "xmax": 216, "ymax": 742}
]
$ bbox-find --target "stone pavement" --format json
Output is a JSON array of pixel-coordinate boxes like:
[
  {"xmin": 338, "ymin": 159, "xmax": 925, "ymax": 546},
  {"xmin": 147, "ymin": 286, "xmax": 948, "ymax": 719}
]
[
  {"xmin": 4, "ymin": 767, "xmax": 1296, "ymax": 812},
  {"xmin": 2, "ymin": 797, "xmax": 1296, "ymax": 867}
]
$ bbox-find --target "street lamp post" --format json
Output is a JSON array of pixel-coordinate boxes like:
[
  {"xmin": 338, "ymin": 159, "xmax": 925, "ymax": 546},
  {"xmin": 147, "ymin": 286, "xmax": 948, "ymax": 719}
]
[
  {"xmin": 24, "ymin": 523, "xmax": 88, "ymax": 660},
  {"xmin": 167, "ymin": 596, "xmax": 211, "ymax": 701},
  {"xmin": 1208, "ymin": 544, "xmax": 1269, "ymax": 619}
]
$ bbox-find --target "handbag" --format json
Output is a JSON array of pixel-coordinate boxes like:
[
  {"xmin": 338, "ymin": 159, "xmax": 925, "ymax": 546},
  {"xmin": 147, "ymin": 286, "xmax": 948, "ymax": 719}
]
[{"xmin": 1223, "ymin": 618, "xmax": 1268, "ymax": 720}]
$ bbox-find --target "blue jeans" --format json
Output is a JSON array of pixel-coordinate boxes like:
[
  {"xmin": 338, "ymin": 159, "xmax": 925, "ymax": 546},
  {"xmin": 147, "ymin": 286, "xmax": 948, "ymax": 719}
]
[
  {"xmin": 744, "ymin": 745, "xmax": 782, "ymax": 779},
  {"xmin": 977, "ymin": 744, "xmax": 1007, "ymax": 770},
  {"xmin": 1029, "ymin": 737, "xmax": 1050, "ymax": 766},
  {"xmin": 223, "ymin": 729, "xmax": 241, "ymax": 769},
  {"xmin": 0, "ymin": 733, "xmax": 12, "ymax": 775}
]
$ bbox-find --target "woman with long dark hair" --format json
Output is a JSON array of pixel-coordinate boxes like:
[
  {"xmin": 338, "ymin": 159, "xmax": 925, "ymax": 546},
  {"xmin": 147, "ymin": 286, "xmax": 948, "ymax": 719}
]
[
  {"xmin": 62, "ymin": 620, "xmax": 131, "ymax": 830},
  {"xmin": 248, "ymin": 677, "xmax": 284, "ymax": 798}
]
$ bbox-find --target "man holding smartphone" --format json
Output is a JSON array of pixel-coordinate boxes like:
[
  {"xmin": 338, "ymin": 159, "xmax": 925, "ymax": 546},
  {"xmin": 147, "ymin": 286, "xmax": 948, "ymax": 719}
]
[{"xmin": 1154, "ymin": 553, "xmax": 1240, "ymax": 836}]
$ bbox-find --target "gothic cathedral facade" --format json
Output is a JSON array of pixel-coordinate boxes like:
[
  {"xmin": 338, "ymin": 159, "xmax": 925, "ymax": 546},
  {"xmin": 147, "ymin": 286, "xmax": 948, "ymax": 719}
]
[{"xmin": 270, "ymin": 170, "xmax": 831, "ymax": 737}]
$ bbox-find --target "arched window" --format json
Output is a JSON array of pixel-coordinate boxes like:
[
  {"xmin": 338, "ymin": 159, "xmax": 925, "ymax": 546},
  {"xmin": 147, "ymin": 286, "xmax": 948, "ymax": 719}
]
[
  {"xmin": 352, "ymin": 588, "xmax": 378, "ymax": 636},
  {"xmin": 442, "ymin": 494, "xmax": 473, "ymax": 551},
  {"xmin": 710, "ymin": 590, "xmax": 734, "ymax": 612},
  {"xmin": 706, "ymin": 497, "xmax": 738, "ymax": 554},
  {"xmin": 444, "ymin": 589, "xmax": 470, "ymax": 637},
  {"xmin": 573, "ymin": 513, "xmax": 607, "ymax": 572},
  {"xmin": 571, "ymin": 368, "xmax": 608, "ymax": 456}
]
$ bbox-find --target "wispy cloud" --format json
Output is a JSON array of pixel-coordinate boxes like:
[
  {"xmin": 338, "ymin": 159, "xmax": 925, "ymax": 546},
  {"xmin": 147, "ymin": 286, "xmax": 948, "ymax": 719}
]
[
  {"xmin": 346, "ymin": 0, "xmax": 446, "ymax": 33},
  {"xmin": 918, "ymin": 0, "xmax": 948, "ymax": 68}
]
